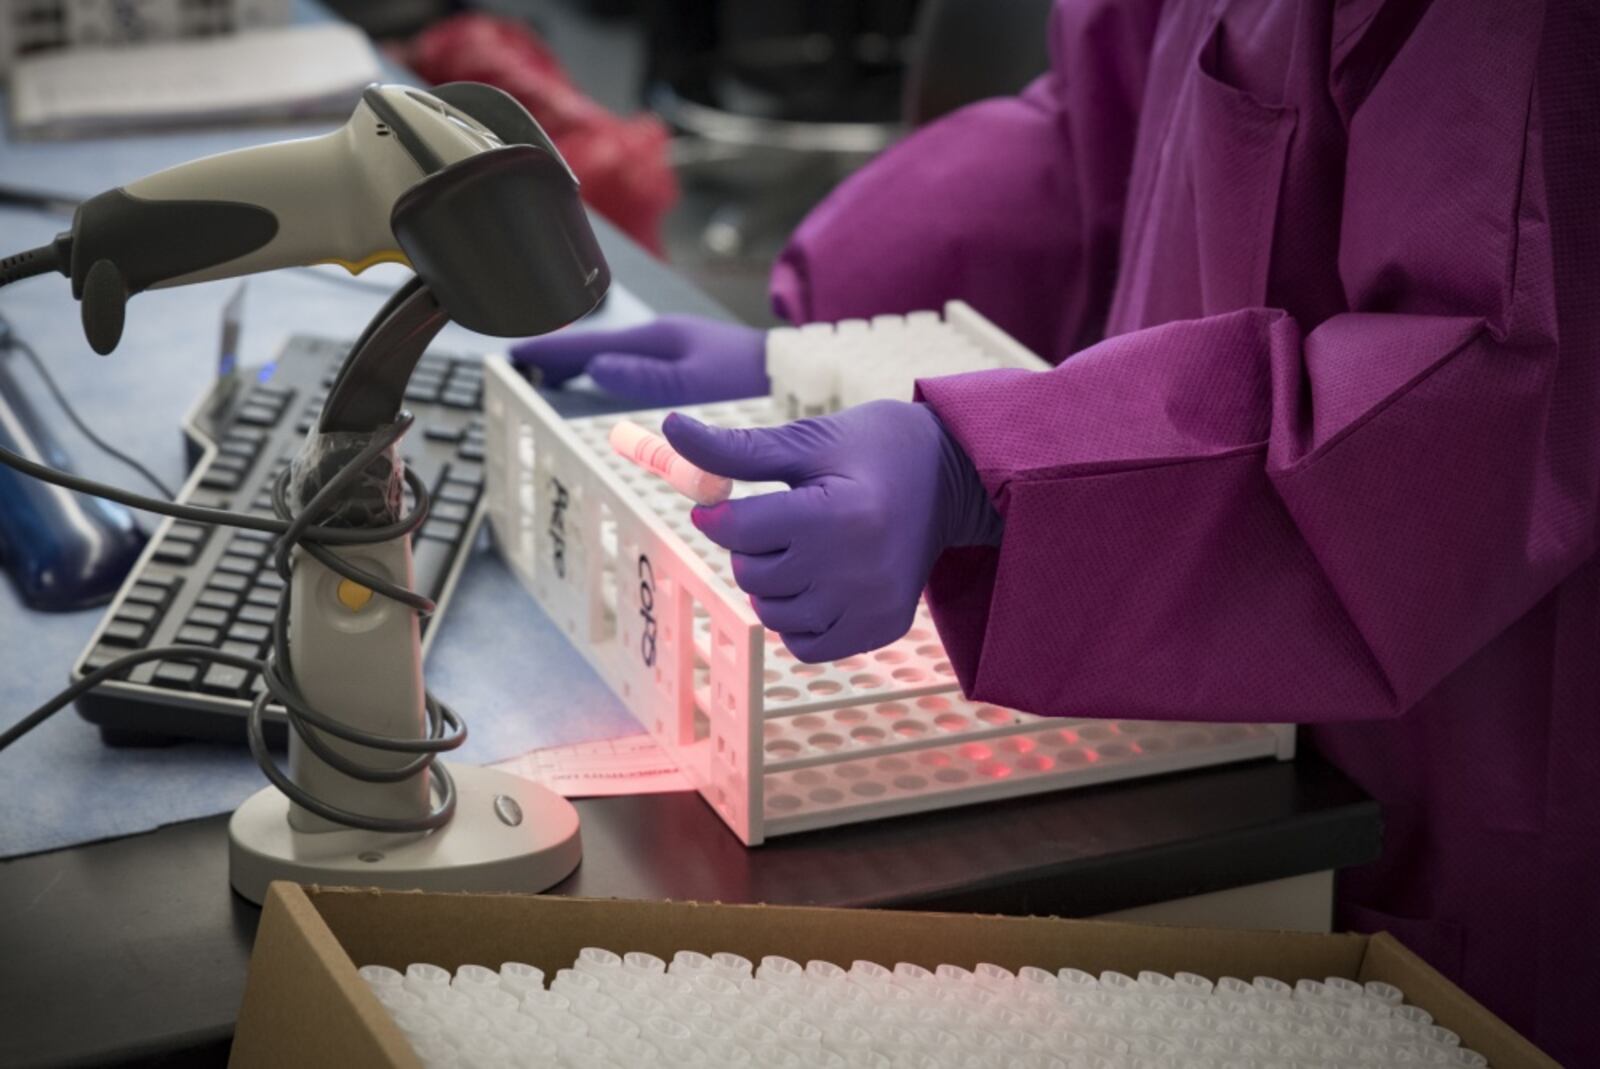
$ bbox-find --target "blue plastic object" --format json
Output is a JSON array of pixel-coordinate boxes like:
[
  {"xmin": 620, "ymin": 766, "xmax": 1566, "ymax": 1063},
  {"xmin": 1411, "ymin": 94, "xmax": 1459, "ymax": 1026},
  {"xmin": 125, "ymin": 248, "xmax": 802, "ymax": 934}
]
[{"xmin": 0, "ymin": 353, "xmax": 145, "ymax": 611}]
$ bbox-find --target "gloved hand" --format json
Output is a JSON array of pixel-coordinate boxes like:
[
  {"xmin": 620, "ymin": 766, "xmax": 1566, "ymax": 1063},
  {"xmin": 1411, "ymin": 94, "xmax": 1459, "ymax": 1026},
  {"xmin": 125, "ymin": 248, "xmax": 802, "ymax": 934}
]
[
  {"xmin": 509, "ymin": 315, "xmax": 768, "ymax": 406},
  {"xmin": 663, "ymin": 400, "xmax": 1003, "ymax": 663}
]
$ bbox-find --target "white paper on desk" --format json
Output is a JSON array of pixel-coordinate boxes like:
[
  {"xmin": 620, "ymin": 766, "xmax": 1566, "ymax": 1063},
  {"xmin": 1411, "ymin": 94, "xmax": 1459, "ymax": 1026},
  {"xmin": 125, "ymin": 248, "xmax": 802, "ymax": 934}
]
[
  {"xmin": 492, "ymin": 733, "xmax": 693, "ymax": 798},
  {"xmin": 10, "ymin": 24, "xmax": 381, "ymax": 139}
]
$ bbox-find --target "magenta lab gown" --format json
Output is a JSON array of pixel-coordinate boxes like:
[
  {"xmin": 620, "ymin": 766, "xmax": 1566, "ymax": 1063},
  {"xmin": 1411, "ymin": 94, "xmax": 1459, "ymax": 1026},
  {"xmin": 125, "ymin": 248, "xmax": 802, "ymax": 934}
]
[{"xmin": 770, "ymin": 0, "xmax": 1598, "ymax": 1062}]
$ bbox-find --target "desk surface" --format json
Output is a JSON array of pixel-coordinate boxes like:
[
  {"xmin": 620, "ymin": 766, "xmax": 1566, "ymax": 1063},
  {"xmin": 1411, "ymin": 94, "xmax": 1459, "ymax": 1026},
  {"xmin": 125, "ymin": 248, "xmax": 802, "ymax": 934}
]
[{"xmin": 0, "ymin": 749, "xmax": 1378, "ymax": 1068}]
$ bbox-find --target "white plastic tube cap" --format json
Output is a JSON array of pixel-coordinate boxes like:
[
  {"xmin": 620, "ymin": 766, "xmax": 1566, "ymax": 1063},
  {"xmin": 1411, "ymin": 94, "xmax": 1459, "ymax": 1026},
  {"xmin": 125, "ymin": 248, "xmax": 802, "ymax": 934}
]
[{"xmin": 609, "ymin": 419, "xmax": 732, "ymax": 506}]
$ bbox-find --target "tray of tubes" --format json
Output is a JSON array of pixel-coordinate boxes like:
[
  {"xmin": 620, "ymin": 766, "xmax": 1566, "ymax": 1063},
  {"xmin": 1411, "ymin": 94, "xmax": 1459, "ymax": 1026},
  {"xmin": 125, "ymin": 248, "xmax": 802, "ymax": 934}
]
[{"xmin": 483, "ymin": 302, "xmax": 1295, "ymax": 844}]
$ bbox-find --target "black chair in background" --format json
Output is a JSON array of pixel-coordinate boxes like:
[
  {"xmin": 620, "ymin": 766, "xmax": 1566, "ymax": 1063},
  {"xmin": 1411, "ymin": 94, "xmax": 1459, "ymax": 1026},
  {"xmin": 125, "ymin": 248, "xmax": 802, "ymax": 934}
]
[{"xmin": 642, "ymin": 0, "xmax": 1053, "ymax": 259}]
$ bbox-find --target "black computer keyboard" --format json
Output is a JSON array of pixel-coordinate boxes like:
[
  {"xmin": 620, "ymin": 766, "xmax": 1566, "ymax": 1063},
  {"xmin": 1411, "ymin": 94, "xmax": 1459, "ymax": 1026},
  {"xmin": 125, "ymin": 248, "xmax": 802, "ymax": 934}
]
[{"xmin": 73, "ymin": 334, "xmax": 489, "ymax": 746}]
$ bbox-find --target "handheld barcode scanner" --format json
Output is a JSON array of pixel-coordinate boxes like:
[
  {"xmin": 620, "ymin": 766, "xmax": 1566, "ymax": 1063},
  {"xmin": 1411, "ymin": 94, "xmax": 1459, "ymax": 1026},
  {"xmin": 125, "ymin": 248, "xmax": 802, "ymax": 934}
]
[
  {"xmin": 1, "ymin": 83, "xmax": 605, "ymax": 901},
  {"xmin": 58, "ymin": 82, "xmax": 609, "ymax": 356}
]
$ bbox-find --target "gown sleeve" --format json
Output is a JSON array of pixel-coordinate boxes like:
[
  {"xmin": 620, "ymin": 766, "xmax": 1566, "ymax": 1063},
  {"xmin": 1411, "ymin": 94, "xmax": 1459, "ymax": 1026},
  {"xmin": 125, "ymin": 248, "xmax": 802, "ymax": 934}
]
[
  {"xmin": 917, "ymin": 2, "xmax": 1594, "ymax": 722},
  {"xmin": 769, "ymin": 0, "xmax": 1164, "ymax": 359}
]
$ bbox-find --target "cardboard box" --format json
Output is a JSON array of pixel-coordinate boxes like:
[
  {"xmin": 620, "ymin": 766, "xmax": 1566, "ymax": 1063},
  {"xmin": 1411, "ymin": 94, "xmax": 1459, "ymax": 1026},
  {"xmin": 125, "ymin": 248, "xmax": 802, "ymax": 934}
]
[{"xmin": 230, "ymin": 883, "xmax": 1560, "ymax": 1069}]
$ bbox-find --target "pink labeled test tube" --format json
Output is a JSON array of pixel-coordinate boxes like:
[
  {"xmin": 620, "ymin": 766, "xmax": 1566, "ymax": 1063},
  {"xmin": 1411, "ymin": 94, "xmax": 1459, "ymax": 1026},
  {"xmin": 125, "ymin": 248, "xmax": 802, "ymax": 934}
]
[{"xmin": 609, "ymin": 419, "xmax": 732, "ymax": 506}]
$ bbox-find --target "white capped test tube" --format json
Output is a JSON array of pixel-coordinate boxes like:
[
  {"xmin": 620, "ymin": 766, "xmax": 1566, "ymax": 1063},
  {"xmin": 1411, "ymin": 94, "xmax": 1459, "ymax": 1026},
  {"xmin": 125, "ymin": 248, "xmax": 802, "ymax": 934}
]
[
  {"xmin": 519, "ymin": 988, "xmax": 571, "ymax": 1018},
  {"xmin": 758, "ymin": 955, "xmax": 805, "ymax": 984},
  {"xmin": 712, "ymin": 951, "xmax": 754, "ymax": 981},
  {"xmin": 624, "ymin": 951, "xmax": 667, "ymax": 975},
  {"xmin": 608, "ymin": 420, "xmax": 732, "ymax": 506},
  {"xmin": 404, "ymin": 962, "xmax": 452, "ymax": 997},
  {"xmin": 359, "ymin": 964, "xmax": 404, "ymax": 992},
  {"xmin": 374, "ymin": 986, "xmax": 424, "ymax": 1014},
  {"xmin": 497, "ymin": 961, "xmax": 544, "ymax": 999},
  {"xmin": 550, "ymin": 967, "xmax": 601, "ymax": 997}
]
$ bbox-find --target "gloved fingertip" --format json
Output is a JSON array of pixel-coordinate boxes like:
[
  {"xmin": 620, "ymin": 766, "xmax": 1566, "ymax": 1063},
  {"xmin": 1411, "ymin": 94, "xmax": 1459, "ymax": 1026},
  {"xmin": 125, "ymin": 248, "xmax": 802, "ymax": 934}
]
[
  {"xmin": 688, "ymin": 500, "xmax": 726, "ymax": 536},
  {"xmin": 661, "ymin": 410, "xmax": 703, "ymax": 436}
]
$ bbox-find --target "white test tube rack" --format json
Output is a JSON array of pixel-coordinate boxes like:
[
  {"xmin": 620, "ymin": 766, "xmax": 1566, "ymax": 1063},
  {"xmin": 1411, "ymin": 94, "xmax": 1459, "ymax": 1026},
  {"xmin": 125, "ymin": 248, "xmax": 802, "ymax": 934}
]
[{"xmin": 484, "ymin": 301, "xmax": 1295, "ymax": 845}]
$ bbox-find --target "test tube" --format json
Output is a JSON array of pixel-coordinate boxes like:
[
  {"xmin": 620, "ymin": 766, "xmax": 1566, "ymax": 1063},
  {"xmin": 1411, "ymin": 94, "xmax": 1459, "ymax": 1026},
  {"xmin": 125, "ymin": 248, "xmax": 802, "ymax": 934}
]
[
  {"xmin": 408, "ymin": 1034, "xmax": 460, "ymax": 1067},
  {"xmin": 609, "ymin": 420, "xmax": 733, "ymax": 506},
  {"xmin": 551, "ymin": 967, "xmax": 602, "ymax": 997},
  {"xmin": 758, "ymin": 956, "xmax": 805, "ymax": 984},
  {"xmin": 452, "ymin": 964, "xmax": 500, "ymax": 996},
  {"xmin": 418, "ymin": 986, "xmax": 474, "ymax": 1012},
  {"xmin": 519, "ymin": 988, "xmax": 571, "ymax": 1019},
  {"xmin": 1364, "ymin": 980, "xmax": 1405, "ymax": 1005},
  {"xmin": 463, "ymin": 987, "xmax": 519, "ymax": 1018},
  {"xmin": 497, "ymin": 962, "xmax": 544, "ymax": 999},
  {"xmin": 404, "ymin": 962, "xmax": 452, "ymax": 998},
  {"xmin": 713, "ymin": 951, "xmax": 755, "ymax": 981},
  {"xmin": 577, "ymin": 947, "xmax": 623, "ymax": 977},
  {"xmin": 374, "ymin": 986, "xmax": 425, "ymax": 1014},
  {"xmin": 359, "ymin": 964, "xmax": 404, "ymax": 992},
  {"xmin": 624, "ymin": 951, "xmax": 667, "ymax": 975}
]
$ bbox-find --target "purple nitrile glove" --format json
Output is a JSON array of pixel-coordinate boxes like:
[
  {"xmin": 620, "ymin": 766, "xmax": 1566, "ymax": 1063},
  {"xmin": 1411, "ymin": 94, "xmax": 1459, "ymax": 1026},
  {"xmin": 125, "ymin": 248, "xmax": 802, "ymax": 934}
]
[
  {"xmin": 663, "ymin": 400, "xmax": 1003, "ymax": 663},
  {"xmin": 509, "ymin": 315, "xmax": 768, "ymax": 406}
]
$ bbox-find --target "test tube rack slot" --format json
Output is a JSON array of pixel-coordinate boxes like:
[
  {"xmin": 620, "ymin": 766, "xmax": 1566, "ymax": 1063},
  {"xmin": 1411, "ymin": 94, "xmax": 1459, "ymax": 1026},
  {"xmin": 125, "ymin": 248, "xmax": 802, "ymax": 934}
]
[{"xmin": 484, "ymin": 302, "xmax": 1295, "ymax": 845}]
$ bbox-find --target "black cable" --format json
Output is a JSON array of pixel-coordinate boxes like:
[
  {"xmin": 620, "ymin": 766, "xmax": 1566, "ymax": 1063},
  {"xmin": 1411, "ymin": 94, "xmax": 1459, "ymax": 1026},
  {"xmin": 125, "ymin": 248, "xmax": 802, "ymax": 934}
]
[
  {"xmin": 0, "ymin": 314, "xmax": 175, "ymax": 499},
  {"xmin": 0, "ymin": 407, "xmax": 468, "ymax": 834},
  {"xmin": 0, "ymin": 234, "xmax": 70, "ymax": 287}
]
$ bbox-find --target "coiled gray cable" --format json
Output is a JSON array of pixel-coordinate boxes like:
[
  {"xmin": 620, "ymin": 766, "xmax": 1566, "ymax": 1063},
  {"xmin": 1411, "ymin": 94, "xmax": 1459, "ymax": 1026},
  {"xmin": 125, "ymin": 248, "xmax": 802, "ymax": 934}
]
[{"xmin": 0, "ymin": 411, "xmax": 470, "ymax": 835}]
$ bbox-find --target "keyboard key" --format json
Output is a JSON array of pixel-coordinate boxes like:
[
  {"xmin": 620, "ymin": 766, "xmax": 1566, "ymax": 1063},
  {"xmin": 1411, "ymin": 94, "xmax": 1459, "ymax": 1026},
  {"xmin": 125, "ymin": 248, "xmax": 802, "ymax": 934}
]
[
  {"xmin": 236, "ymin": 403, "xmax": 281, "ymax": 426},
  {"xmin": 448, "ymin": 461, "xmax": 484, "ymax": 486},
  {"xmin": 411, "ymin": 535, "xmax": 455, "ymax": 602},
  {"xmin": 245, "ymin": 586, "xmax": 278, "ymax": 608},
  {"xmin": 166, "ymin": 522, "xmax": 208, "ymax": 546},
  {"xmin": 153, "ymin": 538, "xmax": 199, "ymax": 565},
  {"xmin": 82, "ymin": 645, "xmax": 130, "ymax": 677},
  {"xmin": 424, "ymin": 425, "xmax": 463, "ymax": 444},
  {"xmin": 197, "ymin": 587, "xmax": 241, "ymax": 612},
  {"xmin": 257, "ymin": 571, "xmax": 285, "ymax": 591},
  {"xmin": 222, "ymin": 640, "xmax": 260, "ymax": 660},
  {"xmin": 404, "ymin": 379, "xmax": 442, "ymax": 404},
  {"xmin": 236, "ymin": 603, "xmax": 277, "ymax": 627},
  {"xmin": 187, "ymin": 607, "xmax": 229, "ymax": 629},
  {"xmin": 175, "ymin": 625, "xmax": 220, "ymax": 647},
  {"xmin": 207, "ymin": 572, "xmax": 249, "ymax": 594},
  {"xmin": 216, "ymin": 554, "xmax": 259, "ymax": 577},
  {"xmin": 438, "ymin": 480, "xmax": 480, "ymax": 506},
  {"xmin": 219, "ymin": 438, "xmax": 260, "ymax": 460},
  {"xmin": 102, "ymin": 619, "xmax": 149, "ymax": 647},
  {"xmin": 153, "ymin": 662, "xmax": 201, "ymax": 690},
  {"xmin": 136, "ymin": 571, "xmax": 179, "ymax": 591},
  {"xmin": 199, "ymin": 466, "xmax": 242, "ymax": 491},
  {"xmin": 228, "ymin": 426, "xmax": 269, "ymax": 445},
  {"xmin": 229, "ymin": 622, "xmax": 271, "ymax": 646},
  {"xmin": 422, "ymin": 519, "xmax": 463, "ymax": 543},
  {"xmin": 441, "ymin": 388, "xmax": 479, "ymax": 410},
  {"xmin": 210, "ymin": 453, "xmax": 251, "ymax": 474},
  {"xmin": 228, "ymin": 535, "xmax": 269, "ymax": 559},
  {"xmin": 116, "ymin": 601, "xmax": 158, "ymax": 625},
  {"xmin": 430, "ymin": 501, "xmax": 470, "ymax": 524},
  {"xmin": 201, "ymin": 663, "xmax": 252, "ymax": 696},
  {"xmin": 458, "ymin": 439, "xmax": 485, "ymax": 461}
]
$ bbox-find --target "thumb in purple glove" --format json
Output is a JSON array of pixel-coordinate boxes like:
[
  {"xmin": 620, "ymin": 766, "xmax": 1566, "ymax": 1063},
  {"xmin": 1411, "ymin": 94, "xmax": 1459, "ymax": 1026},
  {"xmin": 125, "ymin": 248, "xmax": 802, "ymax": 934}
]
[
  {"xmin": 663, "ymin": 400, "xmax": 1002, "ymax": 664},
  {"xmin": 509, "ymin": 315, "xmax": 768, "ymax": 406}
]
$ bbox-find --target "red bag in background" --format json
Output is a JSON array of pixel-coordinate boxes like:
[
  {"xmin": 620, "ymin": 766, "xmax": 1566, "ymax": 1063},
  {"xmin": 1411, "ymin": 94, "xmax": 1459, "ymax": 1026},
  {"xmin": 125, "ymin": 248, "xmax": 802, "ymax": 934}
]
[{"xmin": 405, "ymin": 14, "xmax": 678, "ymax": 256}]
